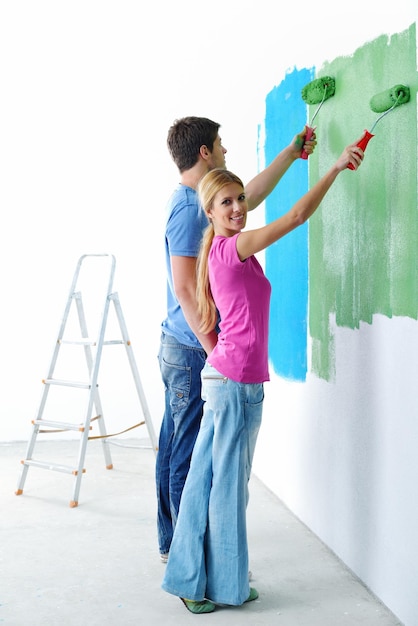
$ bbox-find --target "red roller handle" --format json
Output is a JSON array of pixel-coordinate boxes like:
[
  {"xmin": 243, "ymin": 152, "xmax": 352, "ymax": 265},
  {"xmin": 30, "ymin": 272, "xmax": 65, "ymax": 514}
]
[
  {"xmin": 347, "ymin": 130, "xmax": 374, "ymax": 170},
  {"xmin": 300, "ymin": 126, "xmax": 315, "ymax": 160}
]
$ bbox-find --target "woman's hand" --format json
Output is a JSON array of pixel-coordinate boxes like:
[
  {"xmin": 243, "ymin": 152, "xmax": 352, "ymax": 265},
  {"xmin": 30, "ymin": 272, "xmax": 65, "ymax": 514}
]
[{"xmin": 335, "ymin": 141, "xmax": 364, "ymax": 171}]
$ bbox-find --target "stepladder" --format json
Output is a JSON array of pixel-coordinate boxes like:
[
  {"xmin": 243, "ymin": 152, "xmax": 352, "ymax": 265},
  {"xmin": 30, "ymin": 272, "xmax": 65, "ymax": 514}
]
[{"xmin": 16, "ymin": 253, "xmax": 158, "ymax": 507}]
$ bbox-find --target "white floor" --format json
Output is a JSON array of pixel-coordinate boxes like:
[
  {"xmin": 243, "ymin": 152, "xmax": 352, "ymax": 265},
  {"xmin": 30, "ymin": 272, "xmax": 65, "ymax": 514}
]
[{"xmin": 1, "ymin": 439, "xmax": 403, "ymax": 626}]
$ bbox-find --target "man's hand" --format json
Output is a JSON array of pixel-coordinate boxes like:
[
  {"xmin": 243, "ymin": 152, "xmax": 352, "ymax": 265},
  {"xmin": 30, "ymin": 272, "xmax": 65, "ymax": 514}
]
[{"xmin": 292, "ymin": 126, "xmax": 317, "ymax": 158}]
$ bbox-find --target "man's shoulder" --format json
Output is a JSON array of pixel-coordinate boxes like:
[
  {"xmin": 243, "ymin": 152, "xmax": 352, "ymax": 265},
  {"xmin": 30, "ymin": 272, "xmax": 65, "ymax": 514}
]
[
  {"xmin": 167, "ymin": 184, "xmax": 197, "ymax": 208},
  {"xmin": 166, "ymin": 185, "xmax": 201, "ymax": 222}
]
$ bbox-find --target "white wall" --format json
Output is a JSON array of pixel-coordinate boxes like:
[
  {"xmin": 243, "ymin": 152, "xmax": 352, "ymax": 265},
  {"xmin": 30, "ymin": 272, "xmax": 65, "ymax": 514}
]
[
  {"xmin": 1, "ymin": 1, "xmax": 417, "ymax": 624},
  {"xmin": 256, "ymin": 315, "xmax": 418, "ymax": 624}
]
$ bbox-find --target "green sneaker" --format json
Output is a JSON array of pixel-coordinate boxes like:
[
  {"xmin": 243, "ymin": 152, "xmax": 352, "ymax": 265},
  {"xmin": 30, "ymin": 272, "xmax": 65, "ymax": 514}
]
[
  {"xmin": 181, "ymin": 598, "xmax": 216, "ymax": 613},
  {"xmin": 245, "ymin": 587, "xmax": 259, "ymax": 603}
]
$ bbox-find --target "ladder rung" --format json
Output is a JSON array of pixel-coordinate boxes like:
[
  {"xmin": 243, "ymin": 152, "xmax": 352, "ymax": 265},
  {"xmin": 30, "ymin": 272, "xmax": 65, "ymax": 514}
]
[
  {"xmin": 42, "ymin": 378, "xmax": 92, "ymax": 389},
  {"xmin": 21, "ymin": 459, "xmax": 86, "ymax": 475},
  {"xmin": 59, "ymin": 339, "xmax": 124, "ymax": 346},
  {"xmin": 32, "ymin": 419, "xmax": 91, "ymax": 432},
  {"xmin": 59, "ymin": 339, "xmax": 97, "ymax": 346}
]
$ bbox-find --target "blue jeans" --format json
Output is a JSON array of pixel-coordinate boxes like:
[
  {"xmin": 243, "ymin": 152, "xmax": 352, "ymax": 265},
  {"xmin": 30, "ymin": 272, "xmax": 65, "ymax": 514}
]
[
  {"xmin": 162, "ymin": 362, "xmax": 264, "ymax": 605},
  {"xmin": 156, "ymin": 332, "xmax": 207, "ymax": 555}
]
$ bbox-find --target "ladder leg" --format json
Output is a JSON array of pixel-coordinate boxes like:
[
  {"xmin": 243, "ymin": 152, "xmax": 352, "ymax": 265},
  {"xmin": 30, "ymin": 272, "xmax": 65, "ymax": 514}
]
[
  {"xmin": 74, "ymin": 293, "xmax": 113, "ymax": 470},
  {"xmin": 15, "ymin": 423, "xmax": 39, "ymax": 494},
  {"xmin": 111, "ymin": 293, "xmax": 158, "ymax": 453},
  {"xmin": 70, "ymin": 283, "xmax": 114, "ymax": 506},
  {"xmin": 69, "ymin": 426, "xmax": 89, "ymax": 507},
  {"xmin": 15, "ymin": 454, "xmax": 31, "ymax": 495},
  {"xmin": 16, "ymin": 391, "xmax": 49, "ymax": 495},
  {"xmin": 92, "ymin": 387, "xmax": 113, "ymax": 469}
]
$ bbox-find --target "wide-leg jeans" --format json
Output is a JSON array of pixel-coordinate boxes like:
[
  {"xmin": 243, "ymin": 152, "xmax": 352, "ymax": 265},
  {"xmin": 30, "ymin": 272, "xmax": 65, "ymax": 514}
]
[
  {"xmin": 156, "ymin": 332, "xmax": 207, "ymax": 555},
  {"xmin": 162, "ymin": 362, "xmax": 264, "ymax": 605}
]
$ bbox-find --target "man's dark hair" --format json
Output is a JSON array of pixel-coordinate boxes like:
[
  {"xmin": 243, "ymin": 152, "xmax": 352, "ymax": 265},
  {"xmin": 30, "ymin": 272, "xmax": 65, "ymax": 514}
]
[{"xmin": 167, "ymin": 116, "xmax": 221, "ymax": 173}]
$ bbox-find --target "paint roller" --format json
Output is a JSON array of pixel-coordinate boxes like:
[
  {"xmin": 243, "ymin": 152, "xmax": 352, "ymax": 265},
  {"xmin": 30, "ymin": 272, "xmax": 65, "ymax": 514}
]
[
  {"xmin": 347, "ymin": 84, "xmax": 410, "ymax": 170},
  {"xmin": 300, "ymin": 76, "xmax": 336, "ymax": 159}
]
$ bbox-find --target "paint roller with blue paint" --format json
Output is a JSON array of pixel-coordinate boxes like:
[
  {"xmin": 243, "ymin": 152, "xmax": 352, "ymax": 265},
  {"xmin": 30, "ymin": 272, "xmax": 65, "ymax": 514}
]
[
  {"xmin": 347, "ymin": 84, "xmax": 410, "ymax": 170},
  {"xmin": 300, "ymin": 76, "xmax": 336, "ymax": 159}
]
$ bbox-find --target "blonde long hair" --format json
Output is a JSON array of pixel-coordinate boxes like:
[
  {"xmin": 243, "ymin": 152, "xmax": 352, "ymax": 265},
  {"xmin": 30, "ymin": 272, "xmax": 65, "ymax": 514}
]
[{"xmin": 196, "ymin": 168, "xmax": 244, "ymax": 334}]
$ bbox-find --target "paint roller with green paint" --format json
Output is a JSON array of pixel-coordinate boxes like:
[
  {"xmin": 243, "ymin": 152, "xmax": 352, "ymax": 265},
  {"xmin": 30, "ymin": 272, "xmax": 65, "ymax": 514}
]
[
  {"xmin": 300, "ymin": 76, "xmax": 336, "ymax": 159},
  {"xmin": 347, "ymin": 84, "xmax": 410, "ymax": 170}
]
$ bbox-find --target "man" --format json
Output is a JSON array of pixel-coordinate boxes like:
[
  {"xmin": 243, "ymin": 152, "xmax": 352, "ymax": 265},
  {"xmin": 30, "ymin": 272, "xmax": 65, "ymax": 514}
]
[{"xmin": 156, "ymin": 116, "xmax": 315, "ymax": 562}]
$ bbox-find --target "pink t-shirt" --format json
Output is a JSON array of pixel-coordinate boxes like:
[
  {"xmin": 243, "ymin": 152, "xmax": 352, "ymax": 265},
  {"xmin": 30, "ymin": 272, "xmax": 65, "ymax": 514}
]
[{"xmin": 207, "ymin": 233, "xmax": 271, "ymax": 383}]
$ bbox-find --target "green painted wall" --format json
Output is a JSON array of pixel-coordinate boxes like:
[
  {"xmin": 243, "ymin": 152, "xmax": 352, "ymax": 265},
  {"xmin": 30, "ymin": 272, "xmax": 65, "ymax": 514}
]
[{"xmin": 309, "ymin": 23, "xmax": 418, "ymax": 380}]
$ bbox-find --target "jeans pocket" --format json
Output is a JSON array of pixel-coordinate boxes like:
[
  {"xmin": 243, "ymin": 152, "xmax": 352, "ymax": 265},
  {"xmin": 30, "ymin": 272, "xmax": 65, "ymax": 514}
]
[{"xmin": 160, "ymin": 358, "xmax": 191, "ymax": 412}]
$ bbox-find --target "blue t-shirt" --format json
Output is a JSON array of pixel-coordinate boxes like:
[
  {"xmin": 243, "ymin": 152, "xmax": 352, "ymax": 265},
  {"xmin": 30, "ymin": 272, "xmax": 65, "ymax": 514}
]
[{"xmin": 161, "ymin": 184, "xmax": 209, "ymax": 347}]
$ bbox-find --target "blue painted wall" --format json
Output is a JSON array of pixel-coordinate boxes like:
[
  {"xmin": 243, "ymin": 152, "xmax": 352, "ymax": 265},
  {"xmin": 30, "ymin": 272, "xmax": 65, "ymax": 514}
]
[{"xmin": 265, "ymin": 67, "xmax": 314, "ymax": 381}]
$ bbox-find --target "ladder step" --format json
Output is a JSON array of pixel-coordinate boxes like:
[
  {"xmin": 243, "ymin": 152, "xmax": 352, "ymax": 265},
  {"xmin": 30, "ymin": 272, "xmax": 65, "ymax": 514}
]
[
  {"xmin": 32, "ymin": 419, "xmax": 91, "ymax": 432},
  {"xmin": 21, "ymin": 459, "xmax": 86, "ymax": 475},
  {"xmin": 59, "ymin": 339, "xmax": 124, "ymax": 346},
  {"xmin": 59, "ymin": 339, "xmax": 97, "ymax": 346},
  {"xmin": 42, "ymin": 378, "xmax": 92, "ymax": 389}
]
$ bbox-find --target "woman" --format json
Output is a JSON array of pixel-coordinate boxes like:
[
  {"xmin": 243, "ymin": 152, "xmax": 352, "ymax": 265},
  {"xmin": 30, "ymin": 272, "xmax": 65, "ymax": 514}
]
[{"xmin": 161, "ymin": 141, "xmax": 364, "ymax": 614}]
